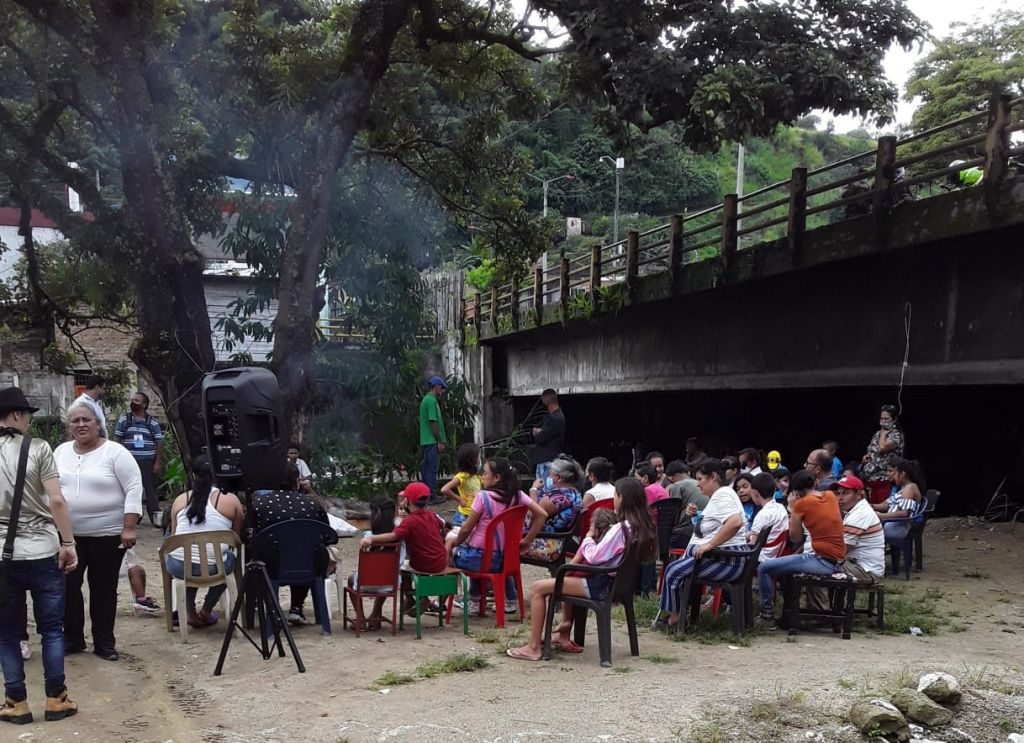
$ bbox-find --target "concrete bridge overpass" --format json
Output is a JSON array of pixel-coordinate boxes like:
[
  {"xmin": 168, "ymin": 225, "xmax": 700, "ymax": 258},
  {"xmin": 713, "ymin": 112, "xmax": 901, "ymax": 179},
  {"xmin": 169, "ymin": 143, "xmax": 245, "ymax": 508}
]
[{"xmin": 445, "ymin": 97, "xmax": 1024, "ymax": 514}]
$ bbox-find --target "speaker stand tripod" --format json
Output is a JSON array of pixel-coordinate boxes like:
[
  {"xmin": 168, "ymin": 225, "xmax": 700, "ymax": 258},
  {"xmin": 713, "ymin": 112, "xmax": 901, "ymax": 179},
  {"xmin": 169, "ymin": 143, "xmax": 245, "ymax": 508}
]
[{"xmin": 214, "ymin": 558, "xmax": 305, "ymax": 675}]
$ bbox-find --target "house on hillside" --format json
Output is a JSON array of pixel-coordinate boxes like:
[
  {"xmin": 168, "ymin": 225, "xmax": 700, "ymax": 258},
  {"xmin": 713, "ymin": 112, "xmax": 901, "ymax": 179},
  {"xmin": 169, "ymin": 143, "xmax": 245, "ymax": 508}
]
[{"xmin": 0, "ymin": 192, "xmax": 281, "ymax": 418}]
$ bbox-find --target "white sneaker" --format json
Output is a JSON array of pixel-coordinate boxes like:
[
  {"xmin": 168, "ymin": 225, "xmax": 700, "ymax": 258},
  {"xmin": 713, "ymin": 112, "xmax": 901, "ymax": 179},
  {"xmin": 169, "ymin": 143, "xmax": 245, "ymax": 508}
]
[
  {"xmin": 20, "ymin": 641, "xmax": 30, "ymax": 660},
  {"xmin": 504, "ymin": 600, "xmax": 518, "ymax": 615},
  {"xmin": 454, "ymin": 597, "xmax": 481, "ymax": 615}
]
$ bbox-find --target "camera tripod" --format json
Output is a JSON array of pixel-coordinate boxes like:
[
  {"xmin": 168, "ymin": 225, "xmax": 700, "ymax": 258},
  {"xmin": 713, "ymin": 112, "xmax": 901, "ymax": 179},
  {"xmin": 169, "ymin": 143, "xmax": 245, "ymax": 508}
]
[{"xmin": 213, "ymin": 554, "xmax": 305, "ymax": 675}]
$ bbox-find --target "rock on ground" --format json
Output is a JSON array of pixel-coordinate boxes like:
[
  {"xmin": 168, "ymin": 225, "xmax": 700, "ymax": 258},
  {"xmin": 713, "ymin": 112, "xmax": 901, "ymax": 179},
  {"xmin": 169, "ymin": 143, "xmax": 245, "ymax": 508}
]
[
  {"xmin": 850, "ymin": 699, "xmax": 911, "ymax": 743},
  {"xmin": 892, "ymin": 688, "xmax": 955, "ymax": 727},
  {"xmin": 918, "ymin": 672, "xmax": 963, "ymax": 705}
]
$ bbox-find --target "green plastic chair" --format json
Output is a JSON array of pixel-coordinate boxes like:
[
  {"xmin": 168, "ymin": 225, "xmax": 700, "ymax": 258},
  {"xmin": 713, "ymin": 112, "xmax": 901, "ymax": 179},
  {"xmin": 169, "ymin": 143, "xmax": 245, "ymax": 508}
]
[{"xmin": 399, "ymin": 568, "xmax": 469, "ymax": 639}]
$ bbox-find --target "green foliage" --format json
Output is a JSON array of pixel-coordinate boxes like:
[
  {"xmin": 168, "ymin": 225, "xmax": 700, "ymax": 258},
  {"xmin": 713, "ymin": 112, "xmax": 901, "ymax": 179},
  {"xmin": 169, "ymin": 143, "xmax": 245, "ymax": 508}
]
[
  {"xmin": 566, "ymin": 292, "xmax": 595, "ymax": 320},
  {"xmin": 158, "ymin": 427, "xmax": 187, "ymax": 499},
  {"xmin": 373, "ymin": 653, "xmax": 488, "ymax": 688},
  {"xmin": 310, "ymin": 349, "xmax": 478, "ymax": 500},
  {"xmin": 495, "ymin": 313, "xmax": 514, "ymax": 334},
  {"xmin": 28, "ymin": 416, "xmax": 65, "ymax": 450},
  {"xmin": 906, "ymin": 12, "xmax": 1024, "ymax": 131}
]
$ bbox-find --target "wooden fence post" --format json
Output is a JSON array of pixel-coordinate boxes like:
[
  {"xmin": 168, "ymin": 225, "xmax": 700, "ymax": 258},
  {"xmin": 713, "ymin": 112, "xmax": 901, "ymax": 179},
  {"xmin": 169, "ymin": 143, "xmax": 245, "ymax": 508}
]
[
  {"xmin": 669, "ymin": 214, "xmax": 683, "ymax": 285},
  {"xmin": 983, "ymin": 93, "xmax": 1012, "ymax": 216},
  {"xmin": 489, "ymin": 285, "xmax": 499, "ymax": 328},
  {"xmin": 510, "ymin": 275, "xmax": 520, "ymax": 328},
  {"xmin": 559, "ymin": 254, "xmax": 570, "ymax": 318},
  {"xmin": 459, "ymin": 296, "xmax": 466, "ymax": 346},
  {"xmin": 787, "ymin": 167, "xmax": 808, "ymax": 263},
  {"xmin": 533, "ymin": 265, "xmax": 543, "ymax": 323},
  {"xmin": 589, "ymin": 243, "xmax": 602, "ymax": 294},
  {"xmin": 721, "ymin": 194, "xmax": 738, "ymax": 270},
  {"xmin": 473, "ymin": 292, "xmax": 481, "ymax": 336},
  {"xmin": 626, "ymin": 231, "xmax": 639, "ymax": 296},
  {"xmin": 872, "ymin": 135, "xmax": 897, "ymax": 226}
]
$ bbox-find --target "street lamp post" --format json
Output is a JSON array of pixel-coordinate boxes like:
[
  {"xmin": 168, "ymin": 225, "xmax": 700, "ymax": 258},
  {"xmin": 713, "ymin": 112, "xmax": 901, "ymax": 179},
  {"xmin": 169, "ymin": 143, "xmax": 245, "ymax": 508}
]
[
  {"xmin": 526, "ymin": 172, "xmax": 575, "ymax": 218},
  {"xmin": 599, "ymin": 155, "xmax": 625, "ymax": 244}
]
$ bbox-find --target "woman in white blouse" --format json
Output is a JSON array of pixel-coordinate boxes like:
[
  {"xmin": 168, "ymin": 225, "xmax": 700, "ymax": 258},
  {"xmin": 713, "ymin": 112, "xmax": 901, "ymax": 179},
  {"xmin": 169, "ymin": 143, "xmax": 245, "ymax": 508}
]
[{"xmin": 54, "ymin": 402, "xmax": 143, "ymax": 662}]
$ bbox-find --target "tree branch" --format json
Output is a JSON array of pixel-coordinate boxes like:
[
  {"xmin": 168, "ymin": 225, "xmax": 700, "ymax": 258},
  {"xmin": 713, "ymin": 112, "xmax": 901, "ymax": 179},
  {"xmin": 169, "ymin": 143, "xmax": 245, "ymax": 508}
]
[{"xmin": 415, "ymin": 0, "xmax": 550, "ymax": 60}]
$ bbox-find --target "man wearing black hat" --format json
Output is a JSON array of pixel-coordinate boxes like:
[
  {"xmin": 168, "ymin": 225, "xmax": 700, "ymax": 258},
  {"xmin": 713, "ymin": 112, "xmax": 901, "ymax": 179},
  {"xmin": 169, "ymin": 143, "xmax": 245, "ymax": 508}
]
[{"xmin": 0, "ymin": 388, "xmax": 79, "ymax": 724}]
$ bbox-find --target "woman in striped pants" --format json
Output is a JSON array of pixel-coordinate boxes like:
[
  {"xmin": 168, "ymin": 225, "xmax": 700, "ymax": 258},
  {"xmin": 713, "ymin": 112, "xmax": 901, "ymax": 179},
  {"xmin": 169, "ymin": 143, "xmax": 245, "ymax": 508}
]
[{"xmin": 657, "ymin": 458, "xmax": 750, "ymax": 630}]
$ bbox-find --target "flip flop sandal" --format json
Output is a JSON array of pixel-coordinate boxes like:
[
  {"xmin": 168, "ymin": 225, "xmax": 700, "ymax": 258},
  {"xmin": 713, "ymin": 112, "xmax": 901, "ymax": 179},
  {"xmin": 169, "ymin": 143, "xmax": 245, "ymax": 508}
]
[{"xmin": 506, "ymin": 647, "xmax": 542, "ymax": 661}]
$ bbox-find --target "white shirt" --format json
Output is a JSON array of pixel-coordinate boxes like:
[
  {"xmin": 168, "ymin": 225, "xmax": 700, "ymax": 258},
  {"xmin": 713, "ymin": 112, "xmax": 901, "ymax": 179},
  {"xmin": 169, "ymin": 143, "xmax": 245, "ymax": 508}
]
[
  {"xmin": 71, "ymin": 393, "xmax": 107, "ymax": 438},
  {"xmin": 169, "ymin": 490, "xmax": 236, "ymax": 563},
  {"xmin": 585, "ymin": 482, "xmax": 615, "ymax": 502},
  {"xmin": 690, "ymin": 486, "xmax": 747, "ymax": 548},
  {"xmin": 294, "ymin": 458, "xmax": 312, "ymax": 481},
  {"xmin": 843, "ymin": 498, "xmax": 885, "ymax": 577},
  {"xmin": 55, "ymin": 439, "xmax": 143, "ymax": 536},
  {"xmin": 751, "ymin": 500, "xmax": 789, "ymax": 561}
]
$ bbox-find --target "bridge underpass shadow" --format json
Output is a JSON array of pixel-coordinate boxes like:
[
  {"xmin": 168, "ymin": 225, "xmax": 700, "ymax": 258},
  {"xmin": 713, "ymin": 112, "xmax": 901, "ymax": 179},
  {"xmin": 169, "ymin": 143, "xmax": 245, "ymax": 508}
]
[{"xmin": 512, "ymin": 385, "xmax": 1024, "ymax": 518}]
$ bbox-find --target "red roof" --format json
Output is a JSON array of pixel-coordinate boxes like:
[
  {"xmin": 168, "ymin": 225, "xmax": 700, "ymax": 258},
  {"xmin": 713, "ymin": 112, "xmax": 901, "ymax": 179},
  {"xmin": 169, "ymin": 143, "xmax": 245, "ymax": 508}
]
[{"xmin": 0, "ymin": 207, "xmax": 93, "ymax": 228}]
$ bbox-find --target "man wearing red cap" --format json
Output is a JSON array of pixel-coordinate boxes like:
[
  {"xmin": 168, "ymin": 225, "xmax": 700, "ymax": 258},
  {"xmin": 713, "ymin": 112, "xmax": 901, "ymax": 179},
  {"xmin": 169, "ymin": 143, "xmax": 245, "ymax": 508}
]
[{"xmin": 833, "ymin": 475, "xmax": 885, "ymax": 583}]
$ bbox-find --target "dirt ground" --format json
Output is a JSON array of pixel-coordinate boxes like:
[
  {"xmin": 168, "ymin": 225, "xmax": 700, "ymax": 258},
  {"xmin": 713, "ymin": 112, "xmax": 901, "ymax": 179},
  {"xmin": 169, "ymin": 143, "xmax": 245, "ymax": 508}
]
[{"xmin": 11, "ymin": 515, "xmax": 1024, "ymax": 743}]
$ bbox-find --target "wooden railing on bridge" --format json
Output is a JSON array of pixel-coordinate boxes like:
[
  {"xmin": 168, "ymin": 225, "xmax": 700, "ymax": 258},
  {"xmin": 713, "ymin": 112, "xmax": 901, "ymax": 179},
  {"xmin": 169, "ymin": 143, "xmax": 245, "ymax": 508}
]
[{"xmin": 463, "ymin": 94, "xmax": 1024, "ymax": 335}]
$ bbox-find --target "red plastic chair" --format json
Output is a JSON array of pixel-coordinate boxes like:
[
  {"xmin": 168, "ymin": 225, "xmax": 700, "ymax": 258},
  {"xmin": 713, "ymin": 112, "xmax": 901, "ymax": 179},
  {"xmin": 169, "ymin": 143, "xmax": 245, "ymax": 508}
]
[
  {"xmin": 566, "ymin": 500, "xmax": 616, "ymax": 562},
  {"xmin": 446, "ymin": 505, "xmax": 528, "ymax": 628},
  {"xmin": 342, "ymin": 544, "xmax": 401, "ymax": 637}
]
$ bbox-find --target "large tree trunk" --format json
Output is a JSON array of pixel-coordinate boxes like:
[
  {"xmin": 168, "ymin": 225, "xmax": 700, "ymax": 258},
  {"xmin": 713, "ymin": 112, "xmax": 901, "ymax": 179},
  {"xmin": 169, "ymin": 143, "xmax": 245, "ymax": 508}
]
[
  {"xmin": 93, "ymin": 4, "xmax": 217, "ymax": 464},
  {"xmin": 272, "ymin": 0, "xmax": 413, "ymax": 441}
]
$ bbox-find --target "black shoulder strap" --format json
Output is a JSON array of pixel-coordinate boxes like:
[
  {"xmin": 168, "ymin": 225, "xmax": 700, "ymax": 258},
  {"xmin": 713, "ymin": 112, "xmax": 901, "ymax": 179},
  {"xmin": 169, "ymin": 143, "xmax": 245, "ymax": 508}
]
[{"xmin": 3, "ymin": 435, "xmax": 32, "ymax": 561}]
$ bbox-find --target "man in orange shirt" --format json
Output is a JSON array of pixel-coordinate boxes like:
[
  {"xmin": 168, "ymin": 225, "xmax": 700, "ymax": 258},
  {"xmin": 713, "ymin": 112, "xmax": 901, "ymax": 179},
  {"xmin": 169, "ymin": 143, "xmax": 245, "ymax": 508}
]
[{"xmin": 756, "ymin": 469, "xmax": 846, "ymax": 626}]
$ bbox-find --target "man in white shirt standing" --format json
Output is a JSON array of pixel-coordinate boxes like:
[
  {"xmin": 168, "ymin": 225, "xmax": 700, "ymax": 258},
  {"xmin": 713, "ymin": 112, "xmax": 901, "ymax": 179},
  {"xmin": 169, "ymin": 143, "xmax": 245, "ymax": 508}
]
[{"xmin": 71, "ymin": 375, "xmax": 107, "ymax": 439}]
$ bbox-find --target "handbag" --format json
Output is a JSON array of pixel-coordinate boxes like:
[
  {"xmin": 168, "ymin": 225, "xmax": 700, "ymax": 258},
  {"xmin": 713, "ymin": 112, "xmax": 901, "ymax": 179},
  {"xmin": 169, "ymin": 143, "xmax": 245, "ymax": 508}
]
[{"xmin": 0, "ymin": 433, "xmax": 32, "ymax": 608}]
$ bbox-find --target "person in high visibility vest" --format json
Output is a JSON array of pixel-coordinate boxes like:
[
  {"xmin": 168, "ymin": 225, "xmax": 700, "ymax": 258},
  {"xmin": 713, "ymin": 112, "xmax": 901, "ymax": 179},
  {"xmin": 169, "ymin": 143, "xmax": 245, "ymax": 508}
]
[{"xmin": 948, "ymin": 160, "xmax": 983, "ymax": 188}]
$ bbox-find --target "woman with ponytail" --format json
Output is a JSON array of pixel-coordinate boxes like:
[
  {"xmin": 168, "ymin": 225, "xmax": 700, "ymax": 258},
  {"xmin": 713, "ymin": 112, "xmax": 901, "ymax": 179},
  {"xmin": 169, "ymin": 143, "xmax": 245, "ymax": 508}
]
[
  {"xmin": 447, "ymin": 457, "xmax": 549, "ymax": 616},
  {"xmin": 164, "ymin": 455, "xmax": 244, "ymax": 629},
  {"xmin": 872, "ymin": 457, "xmax": 924, "ymax": 542}
]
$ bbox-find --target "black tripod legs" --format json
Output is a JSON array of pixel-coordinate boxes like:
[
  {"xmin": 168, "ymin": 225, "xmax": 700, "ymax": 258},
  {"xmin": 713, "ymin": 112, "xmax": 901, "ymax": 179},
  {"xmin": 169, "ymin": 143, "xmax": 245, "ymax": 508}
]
[{"xmin": 214, "ymin": 560, "xmax": 305, "ymax": 675}]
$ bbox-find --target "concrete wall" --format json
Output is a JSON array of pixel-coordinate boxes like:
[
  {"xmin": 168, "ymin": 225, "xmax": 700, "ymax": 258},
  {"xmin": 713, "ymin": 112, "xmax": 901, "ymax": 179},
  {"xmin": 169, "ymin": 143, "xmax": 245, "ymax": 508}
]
[{"xmin": 492, "ymin": 214, "xmax": 1024, "ymax": 397}]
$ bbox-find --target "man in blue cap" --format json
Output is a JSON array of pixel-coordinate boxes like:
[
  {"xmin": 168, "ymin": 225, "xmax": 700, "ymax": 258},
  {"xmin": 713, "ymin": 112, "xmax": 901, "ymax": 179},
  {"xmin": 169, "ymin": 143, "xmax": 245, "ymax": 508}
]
[{"xmin": 419, "ymin": 376, "xmax": 448, "ymax": 505}]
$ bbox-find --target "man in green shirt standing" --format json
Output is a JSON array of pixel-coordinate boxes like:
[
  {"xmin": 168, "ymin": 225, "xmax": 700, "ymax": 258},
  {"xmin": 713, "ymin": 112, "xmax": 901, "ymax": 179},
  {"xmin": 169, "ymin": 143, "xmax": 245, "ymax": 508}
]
[{"xmin": 418, "ymin": 376, "xmax": 448, "ymax": 504}]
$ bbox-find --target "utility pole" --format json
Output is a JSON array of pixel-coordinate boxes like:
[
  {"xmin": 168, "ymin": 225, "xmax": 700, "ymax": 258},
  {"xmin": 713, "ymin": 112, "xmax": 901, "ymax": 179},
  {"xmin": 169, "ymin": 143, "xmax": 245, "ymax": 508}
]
[
  {"xmin": 526, "ymin": 172, "xmax": 575, "ymax": 218},
  {"xmin": 735, "ymin": 143, "xmax": 745, "ymax": 251},
  {"xmin": 599, "ymin": 156, "xmax": 625, "ymax": 244}
]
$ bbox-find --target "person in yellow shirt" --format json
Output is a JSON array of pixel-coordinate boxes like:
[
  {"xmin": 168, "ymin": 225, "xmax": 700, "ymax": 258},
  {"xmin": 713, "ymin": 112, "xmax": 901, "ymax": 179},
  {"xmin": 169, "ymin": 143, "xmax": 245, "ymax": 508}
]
[{"xmin": 440, "ymin": 443, "xmax": 481, "ymax": 526}]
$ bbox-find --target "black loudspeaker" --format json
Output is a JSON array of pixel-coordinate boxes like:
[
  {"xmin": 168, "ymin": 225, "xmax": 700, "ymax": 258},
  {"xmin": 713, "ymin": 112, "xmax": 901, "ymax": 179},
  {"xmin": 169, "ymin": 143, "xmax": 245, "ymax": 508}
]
[{"xmin": 201, "ymin": 367, "xmax": 286, "ymax": 490}]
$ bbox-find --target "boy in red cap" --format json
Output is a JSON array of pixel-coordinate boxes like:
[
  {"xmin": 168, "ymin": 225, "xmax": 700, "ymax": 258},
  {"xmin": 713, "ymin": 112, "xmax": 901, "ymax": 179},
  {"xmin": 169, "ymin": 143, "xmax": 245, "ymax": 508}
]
[{"xmin": 361, "ymin": 482, "xmax": 448, "ymax": 615}]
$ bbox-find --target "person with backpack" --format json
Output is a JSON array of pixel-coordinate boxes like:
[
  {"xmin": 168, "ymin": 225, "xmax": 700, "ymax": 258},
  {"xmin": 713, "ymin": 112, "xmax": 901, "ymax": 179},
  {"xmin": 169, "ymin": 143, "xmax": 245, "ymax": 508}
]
[{"xmin": 114, "ymin": 391, "xmax": 164, "ymax": 527}]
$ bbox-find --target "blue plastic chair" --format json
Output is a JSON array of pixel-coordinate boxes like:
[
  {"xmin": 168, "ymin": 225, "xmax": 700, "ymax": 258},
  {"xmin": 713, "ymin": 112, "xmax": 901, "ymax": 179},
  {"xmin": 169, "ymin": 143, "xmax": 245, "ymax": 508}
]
[
  {"xmin": 885, "ymin": 494, "xmax": 928, "ymax": 581},
  {"xmin": 254, "ymin": 518, "xmax": 339, "ymax": 635}
]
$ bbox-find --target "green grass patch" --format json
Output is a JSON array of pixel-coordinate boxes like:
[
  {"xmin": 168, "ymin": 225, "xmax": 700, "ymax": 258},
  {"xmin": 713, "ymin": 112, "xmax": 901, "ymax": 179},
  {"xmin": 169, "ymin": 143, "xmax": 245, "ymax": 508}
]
[
  {"xmin": 372, "ymin": 652, "xmax": 489, "ymax": 688},
  {"xmin": 612, "ymin": 666, "xmax": 634, "ymax": 674},
  {"xmin": 415, "ymin": 652, "xmax": 489, "ymax": 679},
  {"xmin": 676, "ymin": 716, "xmax": 728, "ymax": 743},
  {"xmin": 374, "ymin": 670, "xmax": 415, "ymax": 687},
  {"xmin": 961, "ymin": 567, "xmax": 989, "ymax": 579},
  {"xmin": 612, "ymin": 595, "xmax": 661, "ymax": 627},
  {"xmin": 959, "ymin": 665, "xmax": 1021, "ymax": 695},
  {"xmin": 669, "ymin": 611, "xmax": 754, "ymax": 646},
  {"xmin": 880, "ymin": 588, "xmax": 944, "ymax": 635},
  {"xmin": 473, "ymin": 628, "xmax": 501, "ymax": 644}
]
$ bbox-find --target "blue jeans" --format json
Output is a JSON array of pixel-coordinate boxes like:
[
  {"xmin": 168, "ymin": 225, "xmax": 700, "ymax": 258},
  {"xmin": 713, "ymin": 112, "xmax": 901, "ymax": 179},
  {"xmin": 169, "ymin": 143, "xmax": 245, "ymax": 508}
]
[
  {"xmin": 0, "ymin": 555, "xmax": 66, "ymax": 699},
  {"xmin": 420, "ymin": 444, "xmax": 439, "ymax": 499},
  {"xmin": 884, "ymin": 521, "xmax": 912, "ymax": 542},
  {"xmin": 164, "ymin": 552, "xmax": 236, "ymax": 614},
  {"xmin": 452, "ymin": 546, "xmax": 517, "ymax": 600},
  {"xmin": 757, "ymin": 552, "xmax": 839, "ymax": 618}
]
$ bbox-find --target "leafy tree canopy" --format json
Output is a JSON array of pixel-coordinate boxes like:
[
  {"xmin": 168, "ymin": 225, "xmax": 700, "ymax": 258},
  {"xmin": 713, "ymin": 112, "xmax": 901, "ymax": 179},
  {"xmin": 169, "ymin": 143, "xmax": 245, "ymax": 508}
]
[{"xmin": 906, "ymin": 11, "xmax": 1024, "ymax": 131}]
